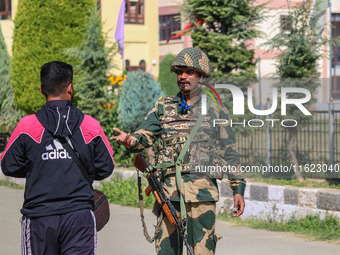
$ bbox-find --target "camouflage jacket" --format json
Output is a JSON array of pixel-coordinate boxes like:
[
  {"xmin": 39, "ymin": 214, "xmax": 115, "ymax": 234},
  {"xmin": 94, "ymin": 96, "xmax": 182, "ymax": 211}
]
[{"xmin": 130, "ymin": 91, "xmax": 245, "ymax": 202}]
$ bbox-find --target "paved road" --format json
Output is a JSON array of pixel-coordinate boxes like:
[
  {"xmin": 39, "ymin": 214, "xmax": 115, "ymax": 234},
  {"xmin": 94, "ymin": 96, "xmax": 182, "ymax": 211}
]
[{"xmin": 0, "ymin": 186, "xmax": 339, "ymax": 255}]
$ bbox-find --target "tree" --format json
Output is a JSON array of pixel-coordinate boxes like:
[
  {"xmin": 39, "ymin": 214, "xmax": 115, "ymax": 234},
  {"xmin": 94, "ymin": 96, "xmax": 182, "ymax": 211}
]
[
  {"xmin": 118, "ymin": 70, "xmax": 162, "ymax": 164},
  {"xmin": 108, "ymin": 88, "xmax": 137, "ymax": 166},
  {"xmin": 11, "ymin": 0, "xmax": 96, "ymax": 114},
  {"xmin": 65, "ymin": 7, "xmax": 136, "ymax": 166},
  {"xmin": 182, "ymin": 0, "xmax": 264, "ymax": 80},
  {"xmin": 0, "ymin": 25, "xmax": 24, "ymax": 132},
  {"xmin": 158, "ymin": 54, "xmax": 178, "ymax": 96},
  {"xmin": 118, "ymin": 70, "xmax": 162, "ymax": 133},
  {"xmin": 65, "ymin": 6, "xmax": 115, "ymax": 124},
  {"xmin": 0, "ymin": 25, "xmax": 10, "ymax": 116},
  {"xmin": 181, "ymin": 0, "xmax": 265, "ymax": 139},
  {"xmin": 264, "ymin": 0, "xmax": 332, "ymax": 181}
]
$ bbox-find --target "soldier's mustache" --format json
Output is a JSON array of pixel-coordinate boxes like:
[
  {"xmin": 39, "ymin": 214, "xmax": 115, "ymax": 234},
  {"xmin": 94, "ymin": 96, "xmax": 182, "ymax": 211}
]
[{"xmin": 178, "ymin": 80, "xmax": 190, "ymax": 87}]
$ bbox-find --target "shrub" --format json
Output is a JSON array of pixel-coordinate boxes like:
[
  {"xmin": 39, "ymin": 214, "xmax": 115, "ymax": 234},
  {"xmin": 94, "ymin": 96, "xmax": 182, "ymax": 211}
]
[
  {"xmin": 118, "ymin": 70, "xmax": 162, "ymax": 133},
  {"xmin": 158, "ymin": 54, "xmax": 178, "ymax": 96},
  {"xmin": 11, "ymin": 0, "xmax": 96, "ymax": 114}
]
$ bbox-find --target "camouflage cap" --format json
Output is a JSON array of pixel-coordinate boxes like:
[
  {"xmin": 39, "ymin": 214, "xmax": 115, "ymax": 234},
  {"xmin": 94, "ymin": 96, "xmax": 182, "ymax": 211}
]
[{"xmin": 170, "ymin": 47, "xmax": 211, "ymax": 77}]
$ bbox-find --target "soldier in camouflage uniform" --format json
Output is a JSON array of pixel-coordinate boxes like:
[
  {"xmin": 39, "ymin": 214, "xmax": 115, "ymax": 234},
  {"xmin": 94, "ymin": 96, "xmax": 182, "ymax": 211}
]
[{"xmin": 111, "ymin": 47, "xmax": 245, "ymax": 255}]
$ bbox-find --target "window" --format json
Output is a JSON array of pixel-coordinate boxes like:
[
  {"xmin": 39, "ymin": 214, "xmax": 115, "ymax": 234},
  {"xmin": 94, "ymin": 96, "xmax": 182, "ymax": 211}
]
[
  {"xmin": 159, "ymin": 14, "xmax": 181, "ymax": 41},
  {"xmin": 125, "ymin": 59, "xmax": 146, "ymax": 72},
  {"xmin": 139, "ymin": 60, "xmax": 146, "ymax": 71},
  {"xmin": 0, "ymin": 0, "xmax": 11, "ymax": 20},
  {"xmin": 280, "ymin": 15, "xmax": 292, "ymax": 31},
  {"xmin": 332, "ymin": 14, "xmax": 340, "ymax": 99},
  {"xmin": 125, "ymin": 0, "xmax": 144, "ymax": 25}
]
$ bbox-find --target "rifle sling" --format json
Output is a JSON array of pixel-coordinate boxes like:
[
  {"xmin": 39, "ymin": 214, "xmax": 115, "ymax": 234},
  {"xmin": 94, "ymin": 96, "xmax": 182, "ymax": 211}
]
[
  {"xmin": 137, "ymin": 170, "xmax": 163, "ymax": 243},
  {"xmin": 174, "ymin": 97, "xmax": 212, "ymax": 236},
  {"xmin": 175, "ymin": 113, "xmax": 205, "ymax": 226}
]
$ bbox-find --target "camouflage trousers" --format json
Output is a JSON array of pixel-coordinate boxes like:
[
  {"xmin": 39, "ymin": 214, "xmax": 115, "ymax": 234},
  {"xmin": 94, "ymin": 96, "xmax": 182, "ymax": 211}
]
[{"xmin": 155, "ymin": 201, "xmax": 219, "ymax": 255}]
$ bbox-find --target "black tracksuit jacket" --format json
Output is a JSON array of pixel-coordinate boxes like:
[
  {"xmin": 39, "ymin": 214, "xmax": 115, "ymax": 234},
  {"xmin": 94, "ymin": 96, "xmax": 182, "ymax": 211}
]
[{"xmin": 1, "ymin": 100, "xmax": 114, "ymax": 217}]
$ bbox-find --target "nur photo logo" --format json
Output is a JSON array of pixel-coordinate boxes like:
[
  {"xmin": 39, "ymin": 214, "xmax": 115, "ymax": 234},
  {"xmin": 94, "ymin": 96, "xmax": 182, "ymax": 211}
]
[{"xmin": 199, "ymin": 82, "xmax": 312, "ymax": 128}]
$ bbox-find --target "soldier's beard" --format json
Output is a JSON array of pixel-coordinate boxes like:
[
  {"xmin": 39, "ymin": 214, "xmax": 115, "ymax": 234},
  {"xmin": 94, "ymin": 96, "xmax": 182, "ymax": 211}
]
[{"xmin": 181, "ymin": 86, "xmax": 200, "ymax": 95}]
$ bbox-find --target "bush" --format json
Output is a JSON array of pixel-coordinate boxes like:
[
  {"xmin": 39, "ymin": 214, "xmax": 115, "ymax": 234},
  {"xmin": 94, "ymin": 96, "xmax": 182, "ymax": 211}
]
[
  {"xmin": 11, "ymin": 0, "xmax": 96, "ymax": 114},
  {"xmin": 65, "ymin": 6, "xmax": 116, "ymax": 136},
  {"xmin": 0, "ymin": 25, "xmax": 24, "ymax": 131},
  {"xmin": 99, "ymin": 176, "xmax": 155, "ymax": 208},
  {"xmin": 158, "ymin": 54, "xmax": 178, "ymax": 96},
  {"xmin": 218, "ymin": 212, "xmax": 340, "ymax": 241},
  {"xmin": 118, "ymin": 70, "xmax": 162, "ymax": 133},
  {"xmin": 0, "ymin": 25, "xmax": 10, "ymax": 113}
]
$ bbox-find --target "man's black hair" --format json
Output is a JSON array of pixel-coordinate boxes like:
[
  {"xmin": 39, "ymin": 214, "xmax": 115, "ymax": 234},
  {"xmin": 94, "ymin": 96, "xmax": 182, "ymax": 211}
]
[{"xmin": 40, "ymin": 61, "xmax": 73, "ymax": 97}]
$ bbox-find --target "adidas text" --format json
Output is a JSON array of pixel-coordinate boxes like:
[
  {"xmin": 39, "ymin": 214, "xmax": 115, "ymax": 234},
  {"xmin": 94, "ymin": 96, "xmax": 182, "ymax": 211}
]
[{"xmin": 42, "ymin": 149, "xmax": 72, "ymax": 160}]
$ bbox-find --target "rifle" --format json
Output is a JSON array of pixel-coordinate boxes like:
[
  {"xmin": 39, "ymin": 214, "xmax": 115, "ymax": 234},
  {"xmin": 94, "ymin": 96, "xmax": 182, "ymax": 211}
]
[{"xmin": 134, "ymin": 153, "xmax": 194, "ymax": 255}]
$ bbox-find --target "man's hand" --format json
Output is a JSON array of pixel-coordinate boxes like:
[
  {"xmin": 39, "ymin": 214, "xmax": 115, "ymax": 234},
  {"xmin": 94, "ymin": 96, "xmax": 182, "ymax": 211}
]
[
  {"xmin": 232, "ymin": 194, "xmax": 245, "ymax": 217},
  {"xmin": 110, "ymin": 127, "xmax": 135, "ymax": 148}
]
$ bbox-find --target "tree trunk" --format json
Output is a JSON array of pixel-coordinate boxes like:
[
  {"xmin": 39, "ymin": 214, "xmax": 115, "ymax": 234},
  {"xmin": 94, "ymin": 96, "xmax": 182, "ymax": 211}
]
[{"xmin": 288, "ymin": 128, "xmax": 304, "ymax": 183}]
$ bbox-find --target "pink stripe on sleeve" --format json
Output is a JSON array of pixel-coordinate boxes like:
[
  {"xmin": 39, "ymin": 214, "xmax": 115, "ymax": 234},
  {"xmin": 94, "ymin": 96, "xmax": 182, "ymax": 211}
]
[
  {"xmin": 80, "ymin": 115, "xmax": 115, "ymax": 164},
  {"xmin": 1, "ymin": 115, "xmax": 44, "ymax": 160}
]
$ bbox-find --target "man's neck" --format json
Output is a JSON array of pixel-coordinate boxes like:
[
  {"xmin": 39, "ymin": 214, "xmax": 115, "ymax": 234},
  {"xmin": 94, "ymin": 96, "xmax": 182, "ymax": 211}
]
[
  {"xmin": 182, "ymin": 88, "xmax": 201, "ymax": 106},
  {"xmin": 46, "ymin": 95, "xmax": 70, "ymax": 102}
]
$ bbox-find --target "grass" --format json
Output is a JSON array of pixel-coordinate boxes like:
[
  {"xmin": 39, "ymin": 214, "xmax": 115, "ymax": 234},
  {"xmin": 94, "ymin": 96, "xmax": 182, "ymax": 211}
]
[
  {"xmin": 0, "ymin": 175, "xmax": 154, "ymax": 208},
  {"xmin": 2, "ymin": 175, "xmax": 339, "ymax": 242},
  {"xmin": 98, "ymin": 176, "xmax": 155, "ymax": 209},
  {"xmin": 0, "ymin": 174, "xmax": 155, "ymax": 208},
  {"xmin": 218, "ymin": 212, "xmax": 340, "ymax": 242},
  {"xmin": 0, "ymin": 179, "xmax": 24, "ymax": 189},
  {"xmin": 100, "ymin": 176, "xmax": 340, "ymax": 242},
  {"xmin": 247, "ymin": 177, "xmax": 340, "ymax": 189}
]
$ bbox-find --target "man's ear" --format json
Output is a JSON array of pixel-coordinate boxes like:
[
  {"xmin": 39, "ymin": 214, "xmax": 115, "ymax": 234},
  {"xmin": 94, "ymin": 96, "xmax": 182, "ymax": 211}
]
[{"xmin": 67, "ymin": 82, "xmax": 73, "ymax": 95}]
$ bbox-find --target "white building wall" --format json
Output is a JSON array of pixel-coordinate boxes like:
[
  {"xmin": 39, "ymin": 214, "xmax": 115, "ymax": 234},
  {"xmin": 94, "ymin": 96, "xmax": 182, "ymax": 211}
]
[{"xmin": 333, "ymin": 0, "xmax": 340, "ymax": 12}]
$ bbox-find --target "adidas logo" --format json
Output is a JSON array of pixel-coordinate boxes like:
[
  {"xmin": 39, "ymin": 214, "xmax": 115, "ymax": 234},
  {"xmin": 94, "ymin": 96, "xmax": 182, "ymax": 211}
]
[{"xmin": 42, "ymin": 138, "xmax": 72, "ymax": 161}]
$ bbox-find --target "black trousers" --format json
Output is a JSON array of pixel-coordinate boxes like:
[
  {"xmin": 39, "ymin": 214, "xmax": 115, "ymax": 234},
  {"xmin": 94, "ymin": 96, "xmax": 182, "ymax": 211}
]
[{"xmin": 21, "ymin": 209, "xmax": 96, "ymax": 255}]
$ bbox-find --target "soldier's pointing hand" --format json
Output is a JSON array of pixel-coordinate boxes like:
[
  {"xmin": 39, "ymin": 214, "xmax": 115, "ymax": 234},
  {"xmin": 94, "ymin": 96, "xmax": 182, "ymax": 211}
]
[{"xmin": 110, "ymin": 127, "xmax": 135, "ymax": 148}]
